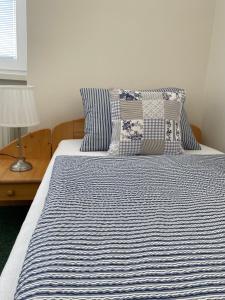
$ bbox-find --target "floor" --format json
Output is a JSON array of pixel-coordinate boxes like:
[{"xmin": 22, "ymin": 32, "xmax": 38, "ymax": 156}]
[{"xmin": 0, "ymin": 206, "xmax": 29, "ymax": 274}]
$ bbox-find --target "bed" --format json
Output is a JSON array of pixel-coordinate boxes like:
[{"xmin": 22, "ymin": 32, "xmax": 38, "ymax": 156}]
[{"xmin": 0, "ymin": 137, "xmax": 224, "ymax": 300}]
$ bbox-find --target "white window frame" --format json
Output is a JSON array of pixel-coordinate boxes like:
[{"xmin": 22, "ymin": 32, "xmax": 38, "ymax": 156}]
[{"xmin": 0, "ymin": 0, "xmax": 27, "ymax": 80}]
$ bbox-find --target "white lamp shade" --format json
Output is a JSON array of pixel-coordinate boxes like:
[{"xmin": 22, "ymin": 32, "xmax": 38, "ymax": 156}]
[{"xmin": 0, "ymin": 85, "xmax": 40, "ymax": 128}]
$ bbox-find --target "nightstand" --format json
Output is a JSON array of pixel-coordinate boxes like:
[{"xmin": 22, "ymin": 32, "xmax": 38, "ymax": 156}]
[
  {"xmin": 0, "ymin": 158, "xmax": 49, "ymax": 205},
  {"xmin": 0, "ymin": 129, "xmax": 52, "ymax": 206}
]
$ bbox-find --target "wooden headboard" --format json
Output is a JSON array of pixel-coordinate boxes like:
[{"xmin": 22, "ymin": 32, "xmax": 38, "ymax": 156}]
[
  {"xmin": 52, "ymin": 118, "xmax": 202, "ymax": 153},
  {"xmin": 0, "ymin": 118, "xmax": 202, "ymax": 158},
  {"xmin": 52, "ymin": 118, "xmax": 85, "ymax": 153}
]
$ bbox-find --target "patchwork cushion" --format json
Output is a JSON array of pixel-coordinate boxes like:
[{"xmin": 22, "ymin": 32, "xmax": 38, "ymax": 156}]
[
  {"xmin": 108, "ymin": 89, "xmax": 184, "ymax": 155},
  {"xmin": 80, "ymin": 87, "xmax": 200, "ymax": 152}
]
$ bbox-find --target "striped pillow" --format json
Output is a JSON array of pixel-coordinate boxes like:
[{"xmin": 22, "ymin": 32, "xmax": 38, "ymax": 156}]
[
  {"xmin": 80, "ymin": 88, "xmax": 111, "ymax": 151},
  {"xmin": 80, "ymin": 88, "xmax": 201, "ymax": 151}
]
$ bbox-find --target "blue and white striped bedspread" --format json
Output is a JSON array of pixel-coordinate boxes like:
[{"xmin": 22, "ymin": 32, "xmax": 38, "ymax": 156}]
[{"xmin": 15, "ymin": 155, "xmax": 225, "ymax": 300}]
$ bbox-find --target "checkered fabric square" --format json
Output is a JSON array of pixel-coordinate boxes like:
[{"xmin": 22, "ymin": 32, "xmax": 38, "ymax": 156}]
[
  {"xmin": 143, "ymin": 119, "xmax": 165, "ymax": 139},
  {"xmin": 110, "ymin": 99, "xmax": 121, "ymax": 120},
  {"xmin": 164, "ymin": 141, "xmax": 182, "ymax": 155},
  {"xmin": 119, "ymin": 140, "xmax": 142, "ymax": 156},
  {"xmin": 108, "ymin": 89, "xmax": 184, "ymax": 155}
]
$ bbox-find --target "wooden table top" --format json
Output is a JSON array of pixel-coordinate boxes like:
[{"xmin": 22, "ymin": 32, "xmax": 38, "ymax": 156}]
[{"xmin": 0, "ymin": 158, "xmax": 50, "ymax": 184}]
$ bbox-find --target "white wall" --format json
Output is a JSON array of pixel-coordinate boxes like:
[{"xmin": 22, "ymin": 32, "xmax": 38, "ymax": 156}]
[
  {"xmin": 203, "ymin": 0, "xmax": 225, "ymax": 152},
  {"xmin": 27, "ymin": 0, "xmax": 215, "ymax": 129}
]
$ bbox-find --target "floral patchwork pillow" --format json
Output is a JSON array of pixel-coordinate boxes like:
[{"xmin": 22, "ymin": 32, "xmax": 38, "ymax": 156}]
[{"xmin": 108, "ymin": 89, "xmax": 184, "ymax": 155}]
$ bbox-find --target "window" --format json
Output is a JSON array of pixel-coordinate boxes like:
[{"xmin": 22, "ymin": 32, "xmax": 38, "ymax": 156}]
[{"xmin": 0, "ymin": 0, "xmax": 27, "ymax": 78}]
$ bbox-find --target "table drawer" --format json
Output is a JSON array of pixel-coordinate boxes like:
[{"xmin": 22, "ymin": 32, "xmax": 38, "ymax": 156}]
[{"xmin": 0, "ymin": 183, "xmax": 40, "ymax": 201}]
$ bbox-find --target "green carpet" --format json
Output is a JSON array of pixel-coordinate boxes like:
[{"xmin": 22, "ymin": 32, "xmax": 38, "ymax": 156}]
[{"xmin": 0, "ymin": 206, "xmax": 29, "ymax": 274}]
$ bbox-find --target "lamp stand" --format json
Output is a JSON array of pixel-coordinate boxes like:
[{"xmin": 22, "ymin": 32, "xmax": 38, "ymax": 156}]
[{"xmin": 10, "ymin": 128, "xmax": 32, "ymax": 172}]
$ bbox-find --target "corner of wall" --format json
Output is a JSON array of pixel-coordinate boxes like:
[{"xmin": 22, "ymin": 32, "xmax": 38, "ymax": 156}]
[{"xmin": 201, "ymin": 0, "xmax": 225, "ymax": 152}]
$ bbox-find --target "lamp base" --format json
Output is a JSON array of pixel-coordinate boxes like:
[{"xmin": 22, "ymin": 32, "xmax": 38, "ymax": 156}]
[{"xmin": 10, "ymin": 159, "xmax": 33, "ymax": 172}]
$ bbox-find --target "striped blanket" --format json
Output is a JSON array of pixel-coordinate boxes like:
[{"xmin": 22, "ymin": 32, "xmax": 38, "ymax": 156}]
[{"xmin": 15, "ymin": 155, "xmax": 225, "ymax": 300}]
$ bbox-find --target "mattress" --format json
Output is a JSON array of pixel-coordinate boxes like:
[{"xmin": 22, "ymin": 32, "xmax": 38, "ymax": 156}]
[{"xmin": 0, "ymin": 140, "xmax": 223, "ymax": 300}]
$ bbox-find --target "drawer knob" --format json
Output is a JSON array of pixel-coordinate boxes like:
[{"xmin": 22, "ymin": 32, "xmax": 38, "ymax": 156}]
[{"xmin": 7, "ymin": 190, "xmax": 15, "ymax": 197}]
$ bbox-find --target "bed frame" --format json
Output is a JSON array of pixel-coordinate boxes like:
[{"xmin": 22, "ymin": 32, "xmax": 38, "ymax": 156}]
[{"xmin": 0, "ymin": 118, "xmax": 202, "ymax": 158}]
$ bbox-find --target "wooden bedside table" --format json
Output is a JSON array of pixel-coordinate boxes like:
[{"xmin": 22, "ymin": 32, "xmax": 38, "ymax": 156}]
[
  {"xmin": 0, "ymin": 129, "xmax": 51, "ymax": 206},
  {"xmin": 0, "ymin": 158, "xmax": 49, "ymax": 205}
]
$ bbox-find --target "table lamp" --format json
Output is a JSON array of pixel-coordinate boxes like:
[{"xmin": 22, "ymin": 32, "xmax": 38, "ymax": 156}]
[{"xmin": 0, "ymin": 86, "xmax": 40, "ymax": 172}]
